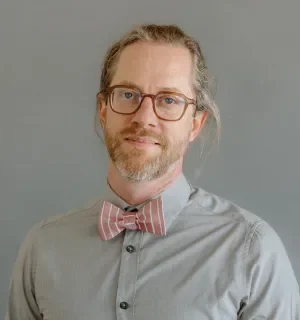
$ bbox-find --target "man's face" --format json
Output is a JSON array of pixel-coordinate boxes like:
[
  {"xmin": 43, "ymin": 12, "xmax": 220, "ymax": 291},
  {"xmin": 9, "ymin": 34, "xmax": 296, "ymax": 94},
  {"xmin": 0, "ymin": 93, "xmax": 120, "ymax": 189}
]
[{"xmin": 98, "ymin": 41, "xmax": 206, "ymax": 182}]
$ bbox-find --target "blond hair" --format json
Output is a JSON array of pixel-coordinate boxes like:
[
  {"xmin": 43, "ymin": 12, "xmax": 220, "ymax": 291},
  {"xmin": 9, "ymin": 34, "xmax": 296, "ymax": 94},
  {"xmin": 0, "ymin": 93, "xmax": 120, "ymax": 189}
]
[{"xmin": 97, "ymin": 24, "xmax": 221, "ymax": 175}]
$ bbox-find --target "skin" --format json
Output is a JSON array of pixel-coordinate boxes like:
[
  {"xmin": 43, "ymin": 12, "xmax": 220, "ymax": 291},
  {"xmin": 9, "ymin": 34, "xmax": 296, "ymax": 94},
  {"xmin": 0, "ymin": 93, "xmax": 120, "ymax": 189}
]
[{"xmin": 97, "ymin": 41, "xmax": 207, "ymax": 206}]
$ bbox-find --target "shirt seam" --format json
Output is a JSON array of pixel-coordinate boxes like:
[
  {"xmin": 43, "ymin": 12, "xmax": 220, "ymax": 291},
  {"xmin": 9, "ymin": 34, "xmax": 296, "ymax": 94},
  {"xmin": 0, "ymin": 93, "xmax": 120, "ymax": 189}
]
[
  {"xmin": 191, "ymin": 198, "xmax": 248, "ymax": 224},
  {"xmin": 32, "ymin": 199, "xmax": 101, "ymax": 300},
  {"xmin": 166, "ymin": 181, "xmax": 193, "ymax": 230},
  {"xmin": 32, "ymin": 199, "xmax": 102, "ymax": 299},
  {"xmin": 191, "ymin": 197, "xmax": 265, "ymax": 303},
  {"xmin": 243, "ymin": 219, "xmax": 265, "ymax": 301},
  {"xmin": 132, "ymin": 232, "xmax": 144, "ymax": 320},
  {"xmin": 39, "ymin": 198, "xmax": 102, "ymax": 229},
  {"xmin": 32, "ymin": 227, "xmax": 38, "ymax": 304}
]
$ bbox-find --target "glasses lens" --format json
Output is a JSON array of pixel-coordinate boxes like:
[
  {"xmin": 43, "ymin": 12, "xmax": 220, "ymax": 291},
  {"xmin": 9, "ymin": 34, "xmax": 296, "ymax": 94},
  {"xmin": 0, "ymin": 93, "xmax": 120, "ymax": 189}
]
[
  {"xmin": 111, "ymin": 87, "xmax": 140, "ymax": 113},
  {"xmin": 155, "ymin": 93, "xmax": 185, "ymax": 120},
  {"xmin": 110, "ymin": 87, "xmax": 187, "ymax": 120}
]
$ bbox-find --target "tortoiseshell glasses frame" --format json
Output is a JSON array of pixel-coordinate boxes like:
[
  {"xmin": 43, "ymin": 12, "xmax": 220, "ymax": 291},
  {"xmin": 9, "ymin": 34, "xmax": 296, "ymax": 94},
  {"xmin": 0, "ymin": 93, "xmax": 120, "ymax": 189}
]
[{"xmin": 100, "ymin": 85, "xmax": 203, "ymax": 122}]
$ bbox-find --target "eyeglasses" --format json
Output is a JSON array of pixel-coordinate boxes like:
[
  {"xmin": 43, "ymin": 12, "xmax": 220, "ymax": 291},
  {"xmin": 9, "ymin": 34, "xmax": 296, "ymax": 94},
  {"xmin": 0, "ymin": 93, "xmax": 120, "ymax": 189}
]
[{"xmin": 102, "ymin": 85, "xmax": 199, "ymax": 122}]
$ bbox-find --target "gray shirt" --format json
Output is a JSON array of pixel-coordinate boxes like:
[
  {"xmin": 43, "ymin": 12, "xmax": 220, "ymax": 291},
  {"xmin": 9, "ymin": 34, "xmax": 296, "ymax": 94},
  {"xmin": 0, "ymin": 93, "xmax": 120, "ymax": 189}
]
[{"xmin": 6, "ymin": 173, "xmax": 300, "ymax": 319}]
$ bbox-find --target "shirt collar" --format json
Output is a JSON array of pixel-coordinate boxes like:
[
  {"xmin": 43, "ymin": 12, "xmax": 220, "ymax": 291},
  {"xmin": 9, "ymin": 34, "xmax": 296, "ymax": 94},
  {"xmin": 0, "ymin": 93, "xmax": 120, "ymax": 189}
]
[{"xmin": 101, "ymin": 173, "xmax": 192, "ymax": 231}]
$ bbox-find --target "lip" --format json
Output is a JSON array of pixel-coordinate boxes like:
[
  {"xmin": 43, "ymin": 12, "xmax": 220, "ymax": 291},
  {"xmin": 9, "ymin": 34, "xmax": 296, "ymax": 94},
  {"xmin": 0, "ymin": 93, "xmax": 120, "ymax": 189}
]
[{"xmin": 125, "ymin": 137, "xmax": 160, "ymax": 145}]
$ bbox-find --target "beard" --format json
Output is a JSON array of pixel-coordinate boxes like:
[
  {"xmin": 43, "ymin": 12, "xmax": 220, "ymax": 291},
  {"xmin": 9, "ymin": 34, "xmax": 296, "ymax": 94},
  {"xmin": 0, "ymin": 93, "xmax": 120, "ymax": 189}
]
[{"xmin": 104, "ymin": 123, "xmax": 191, "ymax": 183}]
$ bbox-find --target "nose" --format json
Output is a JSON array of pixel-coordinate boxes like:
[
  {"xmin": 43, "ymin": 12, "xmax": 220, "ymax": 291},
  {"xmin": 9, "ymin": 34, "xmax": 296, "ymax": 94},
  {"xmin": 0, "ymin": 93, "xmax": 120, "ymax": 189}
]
[{"xmin": 130, "ymin": 96, "xmax": 158, "ymax": 127}]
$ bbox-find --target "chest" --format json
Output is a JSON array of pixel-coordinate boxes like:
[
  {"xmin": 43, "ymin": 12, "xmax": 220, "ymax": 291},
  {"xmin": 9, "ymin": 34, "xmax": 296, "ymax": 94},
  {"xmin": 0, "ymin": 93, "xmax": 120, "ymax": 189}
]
[{"xmin": 35, "ymin": 224, "xmax": 244, "ymax": 320}]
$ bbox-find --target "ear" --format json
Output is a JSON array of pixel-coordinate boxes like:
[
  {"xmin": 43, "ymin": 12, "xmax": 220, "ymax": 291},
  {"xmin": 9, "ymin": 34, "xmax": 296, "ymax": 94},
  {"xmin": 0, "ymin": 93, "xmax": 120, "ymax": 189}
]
[
  {"xmin": 97, "ymin": 92, "xmax": 107, "ymax": 128},
  {"xmin": 189, "ymin": 111, "xmax": 208, "ymax": 142}
]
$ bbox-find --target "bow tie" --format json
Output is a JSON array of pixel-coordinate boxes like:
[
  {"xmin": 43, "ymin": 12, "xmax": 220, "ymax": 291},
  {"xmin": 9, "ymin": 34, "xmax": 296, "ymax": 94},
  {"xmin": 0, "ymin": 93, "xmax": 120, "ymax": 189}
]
[{"xmin": 98, "ymin": 196, "xmax": 166, "ymax": 240}]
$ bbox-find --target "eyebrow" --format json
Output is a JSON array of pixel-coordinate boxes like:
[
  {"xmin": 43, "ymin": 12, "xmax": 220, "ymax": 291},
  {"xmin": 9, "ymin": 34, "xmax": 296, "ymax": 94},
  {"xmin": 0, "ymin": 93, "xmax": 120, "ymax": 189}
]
[{"xmin": 116, "ymin": 80, "xmax": 185, "ymax": 95}]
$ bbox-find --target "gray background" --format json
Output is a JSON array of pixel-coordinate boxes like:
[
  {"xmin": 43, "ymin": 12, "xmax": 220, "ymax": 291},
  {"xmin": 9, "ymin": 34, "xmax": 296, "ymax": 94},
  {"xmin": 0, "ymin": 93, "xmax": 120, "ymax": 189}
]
[{"xmin": 1, "ymin": 0, "xmax": 299, "ymax": 316}]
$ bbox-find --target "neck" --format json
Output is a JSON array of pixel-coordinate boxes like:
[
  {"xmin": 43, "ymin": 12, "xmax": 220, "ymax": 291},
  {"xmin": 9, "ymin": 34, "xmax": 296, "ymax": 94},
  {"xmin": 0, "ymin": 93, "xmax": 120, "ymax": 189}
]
[{"xmin": 107, "ymin": 160, "xmax": 183, "ymax": 206}]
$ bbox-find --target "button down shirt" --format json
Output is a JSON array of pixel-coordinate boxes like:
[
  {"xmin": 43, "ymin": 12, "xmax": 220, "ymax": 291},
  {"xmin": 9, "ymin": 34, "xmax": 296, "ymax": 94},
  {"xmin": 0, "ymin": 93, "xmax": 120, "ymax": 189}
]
[{"xmin": 6, "ymin": 173, "xmax": 300, "ymax": 319}]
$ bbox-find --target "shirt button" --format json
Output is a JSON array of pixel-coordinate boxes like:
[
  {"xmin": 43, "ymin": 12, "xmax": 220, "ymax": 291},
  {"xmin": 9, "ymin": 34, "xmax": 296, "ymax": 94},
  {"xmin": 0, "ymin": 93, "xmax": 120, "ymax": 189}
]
[
  {"xmin": 126, "ymin": 245, "xmax": 135, "ymax": 253},
  {"xmin": 120, "ymin": 301, "xmax": 129, "ymax": 309}
]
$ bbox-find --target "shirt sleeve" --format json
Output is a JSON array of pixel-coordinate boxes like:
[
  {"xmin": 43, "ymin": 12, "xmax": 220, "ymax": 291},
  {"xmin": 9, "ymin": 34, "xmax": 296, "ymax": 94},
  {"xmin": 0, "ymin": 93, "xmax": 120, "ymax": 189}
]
[
  {"xmin": 6, "ymin": 222, "xmax": 43, "ymax": 320},
  {"xmin": 240, "ymin": 220, "xmax": 300, "ymax": 319}
]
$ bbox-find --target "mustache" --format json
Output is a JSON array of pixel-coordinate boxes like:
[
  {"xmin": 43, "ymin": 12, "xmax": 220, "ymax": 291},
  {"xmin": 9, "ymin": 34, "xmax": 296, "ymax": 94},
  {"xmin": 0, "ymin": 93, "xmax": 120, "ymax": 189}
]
[{"xmin": 120, "ymin": 127, "xmax": 165, "ymax": 145}]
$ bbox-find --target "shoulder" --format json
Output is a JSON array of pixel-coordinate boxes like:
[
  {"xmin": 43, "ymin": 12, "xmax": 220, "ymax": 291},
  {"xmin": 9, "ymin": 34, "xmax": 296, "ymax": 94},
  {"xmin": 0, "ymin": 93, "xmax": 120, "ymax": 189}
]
[
  {"xmin": 243, "ymin": 214, "xmax": 299, "ymax": 308},
  {"xmin": 189, "ymin": 185, "xmax": 263, "ymax": 226},
  {"xmin": 43, "ymin": 197, "xmax": 102, "ymax": 226},
  {"xmin": 188, "ymin": 185, "xmax": 288, "ymax": 256},
  {"xmin": 245, "ymin": 218, "xmax": 292, "ymax": 265},
  {"xmin": 189, "ymin": 185, "xmax": 298, "ymax": 289},
  {"xmin": 21, "ymin": 197, "xmax": 102, "ymax": 249}
]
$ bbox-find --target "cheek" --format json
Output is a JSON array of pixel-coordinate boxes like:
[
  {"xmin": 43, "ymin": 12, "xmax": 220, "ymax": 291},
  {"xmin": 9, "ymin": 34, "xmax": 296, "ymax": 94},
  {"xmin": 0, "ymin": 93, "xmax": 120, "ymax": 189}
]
[
  {"xmin": 163, "ymin": 127, "xmax": 181, "ymax": 145},
  {"xmin": 105, "ymin": 111, "xmax": 126, "ymax": 131},
  {"xmin": 165, "ymin": 123, "xmax": 191, "ymax": 142}
]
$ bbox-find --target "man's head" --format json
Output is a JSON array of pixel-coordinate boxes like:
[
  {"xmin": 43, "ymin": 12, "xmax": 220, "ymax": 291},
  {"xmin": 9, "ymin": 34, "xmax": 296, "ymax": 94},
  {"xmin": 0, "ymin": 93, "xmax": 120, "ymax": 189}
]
[{"xmin": 97, "ymin": 24, "xmax": 220, "ymax": 182}]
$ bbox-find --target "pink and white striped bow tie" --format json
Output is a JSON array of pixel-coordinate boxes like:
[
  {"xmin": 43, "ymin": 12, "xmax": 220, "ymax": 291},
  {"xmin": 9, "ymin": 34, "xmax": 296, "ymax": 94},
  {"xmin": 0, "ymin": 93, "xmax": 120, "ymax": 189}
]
[{"xmin": 98, "ymin": 197, "xmax": 166, "ymax": 240}]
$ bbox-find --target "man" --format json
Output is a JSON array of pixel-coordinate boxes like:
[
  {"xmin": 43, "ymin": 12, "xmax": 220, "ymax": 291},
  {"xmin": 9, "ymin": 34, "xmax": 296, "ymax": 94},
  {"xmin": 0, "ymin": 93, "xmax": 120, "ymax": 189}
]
[{"xmin": 6, "ymin": 24, "xmax": 300, "ymax": 319}]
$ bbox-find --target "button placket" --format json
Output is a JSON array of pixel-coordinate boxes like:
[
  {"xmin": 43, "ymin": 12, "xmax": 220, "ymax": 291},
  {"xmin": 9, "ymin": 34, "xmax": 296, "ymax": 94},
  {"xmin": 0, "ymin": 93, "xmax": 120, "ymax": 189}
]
[{"xmin": 116, "ymin": 228, "xmax": 141, "ymax": 318}]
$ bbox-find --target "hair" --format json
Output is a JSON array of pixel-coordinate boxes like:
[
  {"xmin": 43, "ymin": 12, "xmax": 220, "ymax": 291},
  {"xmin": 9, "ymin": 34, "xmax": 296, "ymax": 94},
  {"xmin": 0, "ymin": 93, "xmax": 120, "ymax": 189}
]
[{"xmin": 96, "ymin": 24, "xmax": 221, "ymax": 178}]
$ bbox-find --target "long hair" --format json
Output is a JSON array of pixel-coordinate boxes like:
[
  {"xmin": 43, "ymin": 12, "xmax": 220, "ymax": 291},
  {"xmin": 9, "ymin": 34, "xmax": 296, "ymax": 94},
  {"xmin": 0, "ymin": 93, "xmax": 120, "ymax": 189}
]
[{"xmin": 95, "ymin": 24, "xmax": 221, "ymax": 177}]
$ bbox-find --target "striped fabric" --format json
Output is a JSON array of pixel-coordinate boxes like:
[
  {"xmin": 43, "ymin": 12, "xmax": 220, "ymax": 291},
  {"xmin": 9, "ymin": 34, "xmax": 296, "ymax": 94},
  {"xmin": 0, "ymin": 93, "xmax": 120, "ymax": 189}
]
[{"xmin": 97, "ymin": 197, "xmax": 166, "ymax": 240}]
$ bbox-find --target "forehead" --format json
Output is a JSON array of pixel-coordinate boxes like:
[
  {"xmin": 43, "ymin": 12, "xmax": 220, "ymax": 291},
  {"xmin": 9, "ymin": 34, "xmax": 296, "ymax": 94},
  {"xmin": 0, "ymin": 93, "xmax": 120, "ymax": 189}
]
[{"xmin": 111, "ymin": 41, "xmax": 194, "ymax": 96}]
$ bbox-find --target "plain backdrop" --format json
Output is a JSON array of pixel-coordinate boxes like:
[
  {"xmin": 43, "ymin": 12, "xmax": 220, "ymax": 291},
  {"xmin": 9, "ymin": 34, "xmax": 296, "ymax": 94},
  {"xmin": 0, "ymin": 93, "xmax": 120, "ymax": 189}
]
[{"xmin": 1, "ymin": 0, "xmax": 300, "ymax": 316}]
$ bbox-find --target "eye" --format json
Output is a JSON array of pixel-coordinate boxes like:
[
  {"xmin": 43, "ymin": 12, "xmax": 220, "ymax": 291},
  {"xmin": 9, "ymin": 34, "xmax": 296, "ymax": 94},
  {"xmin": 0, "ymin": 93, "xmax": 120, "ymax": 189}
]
[
  {"xmin": 164, "ymin": 97, "xmax": 175, "ymax": 104},
  {"xmin": 157, "ymin": 94, "xmax": 183, "ymax": 106},
  {"xmin": 123, "ymin": 91, "xmax": 134, "ymax": 99}
]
